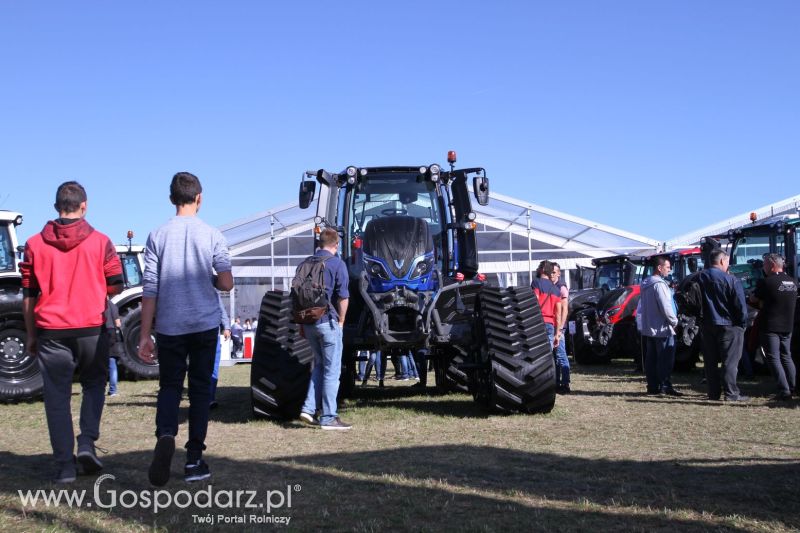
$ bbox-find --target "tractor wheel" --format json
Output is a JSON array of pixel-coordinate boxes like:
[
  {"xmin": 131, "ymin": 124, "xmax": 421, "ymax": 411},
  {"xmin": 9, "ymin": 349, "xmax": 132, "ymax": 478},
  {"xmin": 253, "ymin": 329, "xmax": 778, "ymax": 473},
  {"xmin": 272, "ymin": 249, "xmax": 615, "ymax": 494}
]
[
  {"xmin": 251, "ymin": 291, "xmax": 312, "ymax": 419},
  {"xmin": 118, "ymin": 302, "xmax": 159, "ymax": 379},
  {"xmin": 475, "ymin": 286, "xmax": 556, "ymax": 414},
  {"xmin": 0, "ymin": 319, "xmax": 43, "ymax": 402},
  {"xmin": 434, "ymin": 346, "xmax": 469, "ymax": 393}
]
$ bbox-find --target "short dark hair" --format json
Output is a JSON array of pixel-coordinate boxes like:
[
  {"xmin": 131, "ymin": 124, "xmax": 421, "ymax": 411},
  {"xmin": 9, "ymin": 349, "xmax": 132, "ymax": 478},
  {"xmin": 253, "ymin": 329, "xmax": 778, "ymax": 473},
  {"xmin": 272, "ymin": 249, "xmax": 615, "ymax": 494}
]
[
  {"xmin": 709, "ymin": 249, "xmax": 728, "ymax": 266},
  {"xmin": 319, "ymin": 227, "xmax": 340, "ymax": 248},
  {"xmin": 54, "ymin": 181, "xmax": 87, "ymax": 213},
  {"xmin": 536, "ymin": 260, "xmax": 554, "ymax": 277},
  {"xmin": 652, "ymin": 255, "xmax": 670, "ymax": 268},
  {"xmin": 170, "ymin": 172, "xmax": 202, "ymax": 206}
]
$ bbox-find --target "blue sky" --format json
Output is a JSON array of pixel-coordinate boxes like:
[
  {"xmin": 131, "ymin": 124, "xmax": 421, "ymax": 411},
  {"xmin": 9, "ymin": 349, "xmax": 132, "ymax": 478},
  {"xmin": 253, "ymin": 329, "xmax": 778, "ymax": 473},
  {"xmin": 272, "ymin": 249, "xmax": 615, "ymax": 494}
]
[{"xmin": 1, "ymin": 1, "xmax": 798, "ymax": 246}]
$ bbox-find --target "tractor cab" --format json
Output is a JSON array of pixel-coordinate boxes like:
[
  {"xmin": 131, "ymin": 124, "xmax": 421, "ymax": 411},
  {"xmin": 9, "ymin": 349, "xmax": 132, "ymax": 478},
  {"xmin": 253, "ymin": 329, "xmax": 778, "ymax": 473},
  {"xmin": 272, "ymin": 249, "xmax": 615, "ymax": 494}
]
[
  {"xmin": 0, "ymin": 211, "xmax": 24, "ymax": 282},
  {"xmin": 297, "ymin": 158, "xmax": 489, "ymax": 348},
  {"xmin": 701, "ymin": 215, "xmax": 800, "ymax": 294}
]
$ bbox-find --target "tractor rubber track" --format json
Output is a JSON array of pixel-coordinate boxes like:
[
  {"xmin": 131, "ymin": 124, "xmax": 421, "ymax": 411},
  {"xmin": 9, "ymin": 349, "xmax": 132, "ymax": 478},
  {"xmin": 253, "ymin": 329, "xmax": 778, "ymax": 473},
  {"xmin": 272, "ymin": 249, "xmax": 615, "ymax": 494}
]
[
  {"xmin": 479, "ymin": 286, "xmax": 556, "ymax": 414},
  {"xmin": 250, "ymin": 291, "xmax": 312, "ymax": 419}
]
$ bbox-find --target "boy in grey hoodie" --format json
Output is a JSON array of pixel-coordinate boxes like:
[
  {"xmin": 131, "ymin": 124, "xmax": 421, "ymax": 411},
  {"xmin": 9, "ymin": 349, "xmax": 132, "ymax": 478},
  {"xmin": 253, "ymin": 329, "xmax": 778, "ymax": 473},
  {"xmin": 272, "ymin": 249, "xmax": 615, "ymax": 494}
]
[{"xmin": 637, "ymin": 256, "xmax": 681, "ymax": 396}]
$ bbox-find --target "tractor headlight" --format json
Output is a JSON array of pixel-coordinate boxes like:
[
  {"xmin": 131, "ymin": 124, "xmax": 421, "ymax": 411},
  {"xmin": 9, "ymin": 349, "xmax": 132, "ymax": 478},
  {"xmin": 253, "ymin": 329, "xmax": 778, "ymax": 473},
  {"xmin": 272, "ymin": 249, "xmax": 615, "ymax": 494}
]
[
  {"xmin": 364, "ymin": 258, "xmax": 390, "ymax": 281},
  {"xmin": 410, "ymin": 257, "xmax": 435, "ymax": 280},
  {"xmin": 429, "ymin": 164, "xmax": 440, "ymax": 182}
]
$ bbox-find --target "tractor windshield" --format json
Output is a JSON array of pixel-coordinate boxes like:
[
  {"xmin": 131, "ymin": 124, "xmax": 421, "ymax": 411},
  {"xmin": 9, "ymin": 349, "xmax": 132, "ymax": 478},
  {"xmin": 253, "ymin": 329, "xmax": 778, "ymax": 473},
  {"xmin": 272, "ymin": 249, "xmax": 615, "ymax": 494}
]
[
  {"xmin": 595, "ymin": 263, "xmax": 623, "ymax": 291},
  {"xmin": 347, "ymin": 173, "xmax": 442, "ymax": 242},
  {"xmin": 0, "ymin": 225, "xmax": 14, "ymax": 274}
]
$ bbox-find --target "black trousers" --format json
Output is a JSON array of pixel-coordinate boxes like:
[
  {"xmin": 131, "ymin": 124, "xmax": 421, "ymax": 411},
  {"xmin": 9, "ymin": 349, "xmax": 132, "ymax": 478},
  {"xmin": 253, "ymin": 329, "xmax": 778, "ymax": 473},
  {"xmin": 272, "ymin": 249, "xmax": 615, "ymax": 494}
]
[
  {"xmin": 702, "ymin": 325, "xmax": 744, "ymax": 399},
  {"xmin": 155, "ymin": 328, "xmax": 218, "ymax": 460},
  {"xmin": 38, "ymin": 334, "xmax": 108, "ymax": 465},
  {"xmin": 760, "ymin": 331, "xmax": 796, "ymax": 396}
]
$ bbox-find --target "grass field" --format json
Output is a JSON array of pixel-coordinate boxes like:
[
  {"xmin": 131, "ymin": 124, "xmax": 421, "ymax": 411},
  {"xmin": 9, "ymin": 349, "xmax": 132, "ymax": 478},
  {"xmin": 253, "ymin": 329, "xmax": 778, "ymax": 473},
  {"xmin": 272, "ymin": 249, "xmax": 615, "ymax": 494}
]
[{"xmin": 0, "ymin": 362, "xmax": 798, "ymax": 532}]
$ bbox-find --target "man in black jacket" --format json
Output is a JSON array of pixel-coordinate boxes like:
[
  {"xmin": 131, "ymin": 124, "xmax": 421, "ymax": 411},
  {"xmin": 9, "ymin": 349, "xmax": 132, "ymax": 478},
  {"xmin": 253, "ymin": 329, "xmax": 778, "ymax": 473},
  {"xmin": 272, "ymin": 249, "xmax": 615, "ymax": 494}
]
[
  {"xmin": 750, "ymin": 253, "xmax": 797, "ymax": 401},
  {"xmin": 697, "ymin": 249, "xmax": 749, "ymax": 401}
]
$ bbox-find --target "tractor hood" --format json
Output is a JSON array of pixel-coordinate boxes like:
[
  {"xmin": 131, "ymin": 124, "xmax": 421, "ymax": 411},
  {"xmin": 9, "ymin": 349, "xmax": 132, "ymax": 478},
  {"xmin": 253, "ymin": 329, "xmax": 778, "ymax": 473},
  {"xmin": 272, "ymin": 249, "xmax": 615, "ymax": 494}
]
[
  {"xmin": 363, "ymin": 216, "xmax": 433, "ymax": 278},
  {"xmin": 568, "ymin": 287, "xmax": 604, "ymax": 314}
]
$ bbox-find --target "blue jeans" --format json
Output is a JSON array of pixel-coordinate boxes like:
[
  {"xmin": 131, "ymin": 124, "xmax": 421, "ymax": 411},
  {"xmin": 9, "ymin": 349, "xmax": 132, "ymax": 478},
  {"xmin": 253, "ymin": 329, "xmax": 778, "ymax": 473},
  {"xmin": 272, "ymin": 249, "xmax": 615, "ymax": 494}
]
[
  {"xmin": 108, "ymin": 357, "xmax": 118, "ymax": 394},
  {"xmin": 362, "ymin": 351, "xmax": 382, "ymax": 381},
  {"xmin": 155, "ymin": 328, "xmax": 218, "ymax": 461},
  {"xmin": 553, "ymin": 330, "xmax": 570, "ymax": 387},
  {"xmin": 301, "ymin": 321, "xmax": 343, "ymax": 425},
  {"xmin": 210, "ymin": 335, "xmax": 222, "ymax": 402},
  {"xmin": 401, "ymin": 353, "xmax": 418, "ymax": 379},
  {"xmin": 644, "ymin": 335, "xmax": 676, "ymax": 392},
  {"xmin": 545, "ymin": 323, "xmax": 555, "ymax": 349}
]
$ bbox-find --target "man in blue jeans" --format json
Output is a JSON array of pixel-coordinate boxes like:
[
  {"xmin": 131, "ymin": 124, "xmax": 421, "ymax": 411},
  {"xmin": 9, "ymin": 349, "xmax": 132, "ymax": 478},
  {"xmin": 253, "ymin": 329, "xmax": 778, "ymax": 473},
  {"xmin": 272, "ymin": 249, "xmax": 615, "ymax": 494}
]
[
  {"xmin": 298, "ymin": 228, "xmax": 350, "ymax": 430},
  {"xmin": 139, "ymin": 172, "xmax": 233, "ymax": 485}
]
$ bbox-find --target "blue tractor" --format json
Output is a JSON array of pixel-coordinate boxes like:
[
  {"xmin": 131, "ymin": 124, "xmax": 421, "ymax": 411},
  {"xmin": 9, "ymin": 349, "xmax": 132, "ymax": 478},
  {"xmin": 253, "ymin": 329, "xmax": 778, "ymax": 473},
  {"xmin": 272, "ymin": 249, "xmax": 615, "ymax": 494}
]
[{"xmin": 250, "ymin": 153, "xmax": 556, "ymax": 418}]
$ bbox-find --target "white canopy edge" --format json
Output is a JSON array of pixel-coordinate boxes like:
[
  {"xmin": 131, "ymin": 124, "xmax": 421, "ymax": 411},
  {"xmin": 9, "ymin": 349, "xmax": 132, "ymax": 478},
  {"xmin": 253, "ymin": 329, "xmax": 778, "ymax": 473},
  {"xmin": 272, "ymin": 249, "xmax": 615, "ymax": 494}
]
[{"xmin": 666, "ymin": 193, "xmax": 800, "ymax": 248}]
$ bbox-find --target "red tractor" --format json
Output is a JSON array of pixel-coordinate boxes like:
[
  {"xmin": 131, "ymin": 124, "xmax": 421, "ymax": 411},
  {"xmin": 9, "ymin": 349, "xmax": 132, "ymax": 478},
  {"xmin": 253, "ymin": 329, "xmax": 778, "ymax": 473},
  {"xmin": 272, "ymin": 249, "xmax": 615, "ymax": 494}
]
[{"xmin": 567, "ymin": 255, "xmax": 648, "ymax": 364}]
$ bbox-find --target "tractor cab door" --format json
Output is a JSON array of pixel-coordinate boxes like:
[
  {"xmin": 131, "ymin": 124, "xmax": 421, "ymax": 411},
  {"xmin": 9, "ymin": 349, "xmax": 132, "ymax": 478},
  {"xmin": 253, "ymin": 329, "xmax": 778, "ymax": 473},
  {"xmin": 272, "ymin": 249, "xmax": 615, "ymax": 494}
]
[
  {"xmin": 447, "ymin": 169, "xmax": 486, "ymax": 277},
  {"xmin": 579, "ymin": 265, "xmax": 595, "ymax": 290}
]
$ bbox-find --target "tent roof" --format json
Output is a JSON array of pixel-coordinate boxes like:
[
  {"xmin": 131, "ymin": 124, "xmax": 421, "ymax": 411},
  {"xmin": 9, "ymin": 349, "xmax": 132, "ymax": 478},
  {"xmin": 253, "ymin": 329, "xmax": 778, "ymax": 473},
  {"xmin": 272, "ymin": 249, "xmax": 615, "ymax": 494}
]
[{"xmin": 221, "ymin": 191, "xmax": 663, "ymax": 264}]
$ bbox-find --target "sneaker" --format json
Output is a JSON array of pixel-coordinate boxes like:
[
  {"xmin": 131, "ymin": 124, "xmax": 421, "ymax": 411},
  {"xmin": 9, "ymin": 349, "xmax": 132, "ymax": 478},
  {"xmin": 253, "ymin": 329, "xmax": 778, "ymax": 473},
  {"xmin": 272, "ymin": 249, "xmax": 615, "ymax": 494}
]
[
  {"xmin": 299, "ymin": 412, "xmax": 318, "ymax": 426},
  {"xmin": 320, "ymin": 417, "xmax": 351, "ymax": 431},
  {"xmin": 107, "ymin": 391, "xmax": 118, "ymax": 397},
  {"xmin": 185, "ymin": 460, "xmax": 211, "ymax": 482},
  {"xmin": 77, "ymin": 443, "xmax": 103, "ymax": 474},
  {"xmin": 646, "ymin": 388, "xmax": 662, "ymax": 396},
  {"xmin": 53, "ymin": 459, "xmax": 77, "ymax": 484},
  {"xmin": 771, "ymin": 393, "xmax": 793, "ymax": 402},
  {"xmin": 148, "ymin": 435, "xmax": 175, "ymax": 487},
  {"xmin": 660, "ymin": 386, "xmax": 684, "ymax": 397},
  {"xmin": 724, "ymin": 395, "xmax": 750, "ymax": 402}
]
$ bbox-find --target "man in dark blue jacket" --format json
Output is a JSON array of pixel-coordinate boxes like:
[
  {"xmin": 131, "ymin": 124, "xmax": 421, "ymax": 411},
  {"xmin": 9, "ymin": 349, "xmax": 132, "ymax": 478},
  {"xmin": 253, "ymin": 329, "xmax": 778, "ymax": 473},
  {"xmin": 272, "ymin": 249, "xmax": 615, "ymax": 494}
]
[{"xmin": 697, "ymin": 249, "xmax": 749, "ymax": 401}]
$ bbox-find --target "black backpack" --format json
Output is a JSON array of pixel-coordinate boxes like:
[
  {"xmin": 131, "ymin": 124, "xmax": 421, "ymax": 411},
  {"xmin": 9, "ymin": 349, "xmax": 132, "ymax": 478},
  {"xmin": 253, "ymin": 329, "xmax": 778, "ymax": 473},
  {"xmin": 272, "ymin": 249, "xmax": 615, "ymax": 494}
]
[{"xmin": 290, "ymin": 255, "xmax": 333, "ymax": 324}]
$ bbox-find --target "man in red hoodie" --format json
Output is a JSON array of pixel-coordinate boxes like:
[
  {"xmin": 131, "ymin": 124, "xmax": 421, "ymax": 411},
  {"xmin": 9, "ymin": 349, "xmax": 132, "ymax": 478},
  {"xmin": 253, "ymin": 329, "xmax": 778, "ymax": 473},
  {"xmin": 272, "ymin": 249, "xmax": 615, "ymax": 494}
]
[{"xmin": 21, "ymin": 182, "xmax": 122, "ymax": 483}]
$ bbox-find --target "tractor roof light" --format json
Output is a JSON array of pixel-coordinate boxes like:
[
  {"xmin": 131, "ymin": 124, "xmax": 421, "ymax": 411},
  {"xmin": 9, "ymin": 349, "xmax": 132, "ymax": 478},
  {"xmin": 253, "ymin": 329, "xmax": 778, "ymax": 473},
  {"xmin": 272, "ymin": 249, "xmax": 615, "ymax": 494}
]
[
  {"xmin": 359, "ymin": 168, "xmax": 368, "ymax": 176},
  {"xmin": 464, "ymin": 222, "xmax": 477, "ymax": 230},
  {"xmin": 419, "ymin": 166, "xmax": 428, "ymax": 175},
  {"xmin": 346, "ymin": 166, "xmax": 357, "ymax": 177},
  {"xmin": 430, "ymin": 164, "xmax": 440, "ymax": 174},
  {"xmin": 447, "ymin": 150, "xmax": 457, "ymax": 164},
  {"xmin": 13, "ymin": 215, "xmax": 23, "ymax": 226},
  {"xmin": 749, "ymin": 212, "xmax": 758, "ymax": 222},
  {"xmin": 347, "ymin": 175, "xmax": 356, "ymax": 184},
  {"xmin": 127, "ymin": 230, "xmax": 134, "ymax": 239},
  {"xmin": 314, "ymin": 216, "xmax": 323, "ymax": 224},
  {"xmin": 466, "ymin": 212, "xmax": 476, "ymax": 221}
]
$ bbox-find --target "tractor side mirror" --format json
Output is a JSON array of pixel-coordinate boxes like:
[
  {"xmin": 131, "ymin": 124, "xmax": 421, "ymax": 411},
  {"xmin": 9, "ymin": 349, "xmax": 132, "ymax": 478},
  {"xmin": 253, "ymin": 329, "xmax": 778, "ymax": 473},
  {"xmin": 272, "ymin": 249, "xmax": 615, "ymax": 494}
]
[
  {"xmin": 473, "ymin": 176, "xmax": 489, "ymax": 206},
  {"xmin": 16, "ymin": 245, "xmax": 25, "ymax": 260},
  {"xmin": 298, "ymin": 181, "xmax": 317, "ymax": 209}
]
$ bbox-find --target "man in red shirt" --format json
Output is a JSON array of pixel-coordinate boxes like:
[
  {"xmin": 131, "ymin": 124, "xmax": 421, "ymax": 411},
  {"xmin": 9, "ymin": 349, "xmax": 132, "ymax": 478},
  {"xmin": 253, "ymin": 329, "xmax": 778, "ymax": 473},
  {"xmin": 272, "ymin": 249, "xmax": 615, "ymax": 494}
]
[
  {"xmin": 21, "ymin": 182, "xmax": 122, "ymax": 483},
  {"xmin": 531, "ymin": 260, "xmax": 564, "ymax": 349}
]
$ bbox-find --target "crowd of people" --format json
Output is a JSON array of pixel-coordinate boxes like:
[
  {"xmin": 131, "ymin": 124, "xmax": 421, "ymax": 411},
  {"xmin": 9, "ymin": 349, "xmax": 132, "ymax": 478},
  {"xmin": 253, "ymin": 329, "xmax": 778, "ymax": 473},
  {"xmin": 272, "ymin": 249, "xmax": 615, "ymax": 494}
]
[{"xmin": 18, "ymin": 177, "xmax": 797, "ymax": 489}]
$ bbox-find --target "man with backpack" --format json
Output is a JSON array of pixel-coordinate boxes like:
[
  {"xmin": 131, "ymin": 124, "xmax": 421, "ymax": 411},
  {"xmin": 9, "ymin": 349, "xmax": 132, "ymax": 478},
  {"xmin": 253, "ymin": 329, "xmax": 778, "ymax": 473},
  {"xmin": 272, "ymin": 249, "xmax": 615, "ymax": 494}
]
[{"xmin": 296, "ymin": 228, "xmax": 350, "ymax": 430}]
